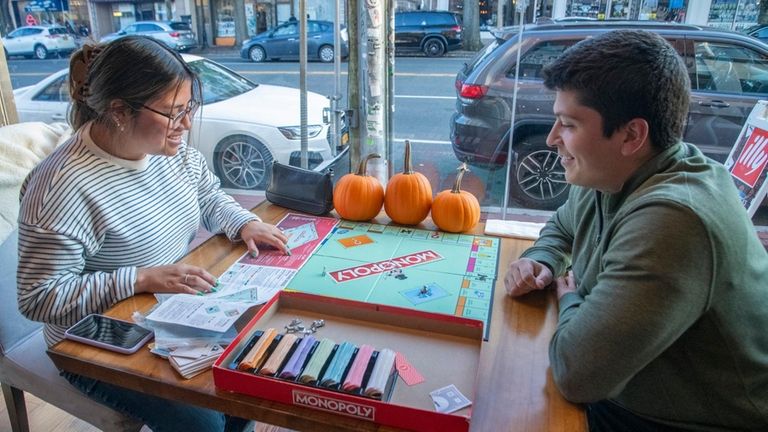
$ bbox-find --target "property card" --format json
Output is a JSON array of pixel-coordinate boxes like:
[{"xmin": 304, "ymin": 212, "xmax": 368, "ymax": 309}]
[
  {"xmin": 429, "ymin": 384, "xmax": 472, "ymax": 413},
  {"xmin": 212, "ymin": 263, "xmax": 296, "ymax": 304},
  {"xmin": 238, "ymin": 213, "xmax": 337, "ymax": 270},
  {"xmin": 395, "ymin": 351, "xmax": 425, "ymax": 386}
]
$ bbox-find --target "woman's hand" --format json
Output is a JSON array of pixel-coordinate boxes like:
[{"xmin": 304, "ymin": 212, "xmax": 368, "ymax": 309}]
[
  {"xmin": 240, "ymin": 220, "xmax": 289, "ymax": 257},
  {"xmin": 135, "ymin": 264, "xmax": 217, "ymax": 295}
]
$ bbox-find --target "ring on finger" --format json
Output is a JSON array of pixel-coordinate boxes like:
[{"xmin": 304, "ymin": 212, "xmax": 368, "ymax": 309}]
[{"xmin": 184, "ymin": 273, "xmax": 190, "ymax": 284}]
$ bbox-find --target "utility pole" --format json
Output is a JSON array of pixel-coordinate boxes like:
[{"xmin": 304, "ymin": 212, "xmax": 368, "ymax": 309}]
[
  {"xmin": 356, "ymin": 0, "xmax": 393, "ymax": 184},
  {"xmin": 348, "ymin": 0, "xmax": 360, "ymax": 170}
]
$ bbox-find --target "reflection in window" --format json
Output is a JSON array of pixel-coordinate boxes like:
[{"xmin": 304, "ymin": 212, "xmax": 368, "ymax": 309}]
[
  {"xmin": 274, "ymin": 23, "xmax": 297, "ymax": 36},
  {"xmin": 507, "ymin": 40, "xmax": 576, "ymax": 79},
  {"xmin": 186, "ymin": 59, "xmax": 256, "ymax": 104},
  {"xmin": 693, "ymin": 41, "xmax": 768, "ymax": 94},
  {"xmin": 32, "ymin": 75, "xmax": 70, "ymax": 102}
]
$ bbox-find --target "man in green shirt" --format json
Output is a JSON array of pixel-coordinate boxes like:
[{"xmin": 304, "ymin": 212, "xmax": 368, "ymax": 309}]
[{"xmin": 504, "ymin": 30, "xmax": 768, "ymax": 431}]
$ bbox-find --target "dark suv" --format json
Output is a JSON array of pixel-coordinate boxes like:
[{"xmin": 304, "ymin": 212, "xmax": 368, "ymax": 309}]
[
  {"xmin": 451, "ymin": 21, "xmax": 768, "ymax": 209},
  {"xmin": 395, "ymin": 11, "xmax": 463, "ymax": 57}
]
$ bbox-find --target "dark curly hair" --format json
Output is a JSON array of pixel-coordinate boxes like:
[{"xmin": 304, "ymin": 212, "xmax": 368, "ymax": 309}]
[{"xmin": 542, "ymin": 30, "xmax": 690, "ymax": 151}]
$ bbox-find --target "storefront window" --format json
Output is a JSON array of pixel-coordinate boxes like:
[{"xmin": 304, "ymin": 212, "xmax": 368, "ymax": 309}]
[
  {"xmin": 708, "ymin": 0, "xmax": 758, "ymax": 31},
  {"xmin": 566, "ymin": 0, "xmax": 602, "ymax": 18},
  {"xmin": 215, "ymin": 0, "xmax": 235, "ymax": 39}
]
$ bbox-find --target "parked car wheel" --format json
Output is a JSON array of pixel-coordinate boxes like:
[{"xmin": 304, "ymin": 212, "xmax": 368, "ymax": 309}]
[
  {"xmin": 318, "ymin": 44, "xmax": 334, "ymax": 62},
  {"xmin": 249, "ymin": 46, "xmax": 266, "ymax": 62},
  {"xmin": 214, "ymin": 135, "xmax": 273, "ymax": 189},
  {"xmin": 423, "ymin": 38, "xmax": 446, "ymax": 57},
  {"xmin": 34, "ymin": 44, "xmax": 48, "ymax": 59},
  {"xmin": 513, "ymin": 137, "xmax": 569, "ymax": 209}
]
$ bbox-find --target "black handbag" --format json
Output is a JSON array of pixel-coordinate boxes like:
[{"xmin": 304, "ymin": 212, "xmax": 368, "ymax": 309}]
[{"xmin": 265, "ymin": 161, "xmax": 334, "ymax": 215}]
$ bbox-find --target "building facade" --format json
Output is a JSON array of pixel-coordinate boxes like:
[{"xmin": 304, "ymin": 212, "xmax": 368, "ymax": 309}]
[{"xmin": 7, "ymin": 0, "xmax": 765, "ymax": 46}]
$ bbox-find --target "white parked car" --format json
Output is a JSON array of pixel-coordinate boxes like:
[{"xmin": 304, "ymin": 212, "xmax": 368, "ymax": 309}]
[
  {"xmin": 2, "ymin": 25, "xmax": 77, "ymax": 59},
  {"xmin": 100, "ymin": 21, "xmax": 198, "ymax": 52},
  {"xmin": 13, "ymin": 55, "xmax": 342, "ymax": 189}
]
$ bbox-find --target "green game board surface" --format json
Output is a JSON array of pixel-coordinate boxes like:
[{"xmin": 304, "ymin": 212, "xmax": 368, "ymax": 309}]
[{"xmin": 286, "ymin": 221, "xmax": 500, "ymax": 339}]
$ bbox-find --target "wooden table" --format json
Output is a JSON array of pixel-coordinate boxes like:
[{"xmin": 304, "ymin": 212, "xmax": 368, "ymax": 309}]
[{"xmin": 48, "ymin": 202, "xmax": 585, "ymax": 431}]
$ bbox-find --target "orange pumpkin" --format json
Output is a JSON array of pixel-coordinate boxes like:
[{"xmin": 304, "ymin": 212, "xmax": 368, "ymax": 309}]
[
  {"xmin": 333, "ymin": 153, "xmax": 385, "ymax": 221},
  {"xmin": 432, "ymin": 164, "xmax": 481, "ymax": 233},
  {"xmin": 384, "ymin": 140, "xmax": 433, "ymax": 225}
]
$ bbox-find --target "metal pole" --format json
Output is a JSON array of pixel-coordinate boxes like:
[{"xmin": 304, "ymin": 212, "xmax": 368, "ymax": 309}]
[
  {"xmin": 329, "ymin": 0, "xmax": 341, "ymax": 156},
  {"xmin": 501, "ymin": 0, "xmax": 527, "ymax": 219},
  {"xmin": 299, "ymin": 0, "xmax": 308, "ymax": 168},
  {"xmin": 386, "ymin": 0, "xmax": 394, "ymax": 179}
]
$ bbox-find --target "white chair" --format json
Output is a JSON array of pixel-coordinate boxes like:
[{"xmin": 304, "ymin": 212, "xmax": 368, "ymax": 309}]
[{"xmin": 0, "ymin": 122, "xmax": 143, "ymax": 432}]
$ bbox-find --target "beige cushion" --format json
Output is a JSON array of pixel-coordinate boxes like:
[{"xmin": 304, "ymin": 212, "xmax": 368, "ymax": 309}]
[{"xmin": 0, "ymin": 121, "xmax": 71, "ymax": 244}]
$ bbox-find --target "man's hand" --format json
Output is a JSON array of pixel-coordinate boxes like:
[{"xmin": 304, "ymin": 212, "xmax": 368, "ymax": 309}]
[
  {"xmin": 135, "ymin": 264, "xmax": 217, "ymax": 295},
  {"xmin": 240, "ymin": 221, "xmax": 289, "ymax": 257},
  {"xmin": 504, "ymin": 258, "xmax": 554, "ymax": 297},
  {"xmin": 555, "ymin": 270, "xmax": 577, "ymax": 300}
]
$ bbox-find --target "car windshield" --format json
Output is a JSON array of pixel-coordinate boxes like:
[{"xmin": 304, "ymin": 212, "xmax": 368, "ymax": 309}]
[{"xmin": 186, "ymin": 59, "xmax": 257, "ymax": 104}]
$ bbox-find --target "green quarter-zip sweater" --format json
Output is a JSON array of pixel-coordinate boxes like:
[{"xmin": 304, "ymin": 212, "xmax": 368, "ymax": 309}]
[{"xmin": 522, "ymin": 142, "xmax": 768, "ymax": 431}]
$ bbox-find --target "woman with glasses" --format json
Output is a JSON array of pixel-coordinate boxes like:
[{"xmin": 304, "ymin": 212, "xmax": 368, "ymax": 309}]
[{"xmin": 16, "ymin": 36, "xmax": 286, "ymax": 432}]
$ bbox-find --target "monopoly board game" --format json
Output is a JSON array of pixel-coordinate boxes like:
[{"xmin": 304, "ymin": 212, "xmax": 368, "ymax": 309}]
[{"xmin": 286, "ymin": 219, "xmax": 501, "ymax": 339}]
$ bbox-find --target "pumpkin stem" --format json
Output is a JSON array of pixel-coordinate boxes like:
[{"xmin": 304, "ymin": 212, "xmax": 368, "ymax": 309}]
[
  {"xmin": 403, "ymin": 140, "xmax": 413, "ymax": 174},
  {"xmin": 357, "ymin": 153, "xmax": 381, "ymax": 176},
  {"xmin": 452, "ymin": 163, "xmax": 469, "ymax": 193}
]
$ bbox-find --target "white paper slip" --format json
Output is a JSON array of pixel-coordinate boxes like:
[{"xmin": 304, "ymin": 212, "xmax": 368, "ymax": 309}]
[
  {"xmin": 484, "ymin": 219, "xmax": 545, "ymax": 240},
  {"xmin": 429, "ymin": 384, "xmax": 472, "ymax": 414},
  {"xmin": 145, "ymin": 294, "xmax": 250, "ymax": 332}
]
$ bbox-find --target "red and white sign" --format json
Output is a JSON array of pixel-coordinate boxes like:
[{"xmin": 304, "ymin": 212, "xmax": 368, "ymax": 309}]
[
  {"xmin": 329, "ymin": 250, "xmax": 443, "ymax": 283},
  {"xmin": 731, "ymin": 126, "xmax": 768, "ymax": 187},
  {"xmin": 25, "ymin": 14, "xmax": 37, "ymax": 26}
]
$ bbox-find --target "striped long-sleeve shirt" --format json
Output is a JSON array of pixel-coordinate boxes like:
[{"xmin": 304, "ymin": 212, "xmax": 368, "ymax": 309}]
[{"xmin": 17, "ymin": 123, "xmax": 259, "ymax": 346}]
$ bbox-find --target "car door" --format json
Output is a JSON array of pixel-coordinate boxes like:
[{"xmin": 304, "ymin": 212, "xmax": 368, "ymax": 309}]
[
  {"xmin": 4, "ymin": 28, "xmax": 29, "ymax": 54},
  {"xmin": 264, "ymin": 23, "xmax": 298, "ymax": 58},
  {"xmin": 17, "ymin": 73, "xmax": 69, "ymax": 123},
  {"xmin": 305, "ymin": 21, "xmax": 325, "ymax": 56},
  {"xmin": 395, "ymin": 13, "xmax": 425, "ymax": 52},
  {"xmin": 682, "ymin": 36, "xmax": 768, "ymax": 163}
]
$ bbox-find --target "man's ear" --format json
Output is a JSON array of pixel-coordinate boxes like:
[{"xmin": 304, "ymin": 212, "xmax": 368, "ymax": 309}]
[{"xmin": 620, "ymin": 118, "xmax": 650, "ymax": 156}]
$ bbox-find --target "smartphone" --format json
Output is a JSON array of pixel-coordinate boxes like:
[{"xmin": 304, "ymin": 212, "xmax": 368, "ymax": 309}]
[{"xmin": 64, "ymin": 314, "xmax": 154, "ymax": 354}]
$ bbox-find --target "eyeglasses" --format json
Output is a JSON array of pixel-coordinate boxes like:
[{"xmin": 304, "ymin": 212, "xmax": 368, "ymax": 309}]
[{"xmin": 141, "ymin": 100, "xmax": 200, "ymax": 124}]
